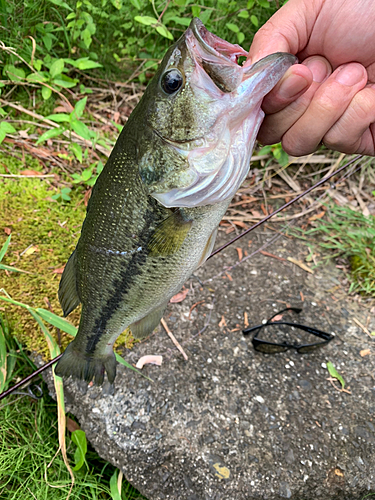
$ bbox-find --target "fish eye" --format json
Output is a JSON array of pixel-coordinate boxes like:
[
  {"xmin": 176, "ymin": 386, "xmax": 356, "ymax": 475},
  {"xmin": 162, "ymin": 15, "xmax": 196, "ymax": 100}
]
[{"xmin": 161, "ymin": 69, "xmax": 183, "ymax": 94}]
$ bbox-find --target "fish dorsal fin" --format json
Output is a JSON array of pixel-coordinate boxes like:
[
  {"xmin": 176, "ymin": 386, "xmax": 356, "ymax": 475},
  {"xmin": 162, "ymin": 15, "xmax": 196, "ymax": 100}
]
[
  {"xmin": 148, "ymin": 209, "xmax": 192, "ymax": 256},
  {"xmin": 130, "ymin": 303, "xmax": 168, "ymax": 340},
  {"xmin": 58, "ymin": 250, "xmax": 81, "ymax": 317}
]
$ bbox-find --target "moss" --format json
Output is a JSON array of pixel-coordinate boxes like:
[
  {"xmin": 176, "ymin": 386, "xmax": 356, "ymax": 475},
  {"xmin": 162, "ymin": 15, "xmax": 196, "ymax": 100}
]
[{"xmin": 0, "ymin": 150, "xmax": 136, "ymax": 358}]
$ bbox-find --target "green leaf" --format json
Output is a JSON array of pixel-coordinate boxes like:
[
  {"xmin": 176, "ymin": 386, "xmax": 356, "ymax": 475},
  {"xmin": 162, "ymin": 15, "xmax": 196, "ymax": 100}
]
[
  {"xmin": 47, "ymin": 0, "xmax": 73, "ymax": 10},
  {"xmin": 0, "ymin": 122, "xmax": 16, "ymax": 134},
  {"xmin": 42, "ymin": 33, "xmax": 53, "ymax": 51},
  {"xmin": 326, "ymin": 361, "xmax": 345, "ymax": 389},
  {"xmin": 111, "ymin": 0, "xmax": 122, "ymax": 9},
  {"xmin": 0, "ymin": 130, "xmax": 6, "ymax": 144},
  {"xmin": 250, "ymin": 15, "xmax": 258, "ymax": 27},
  {"xmin": 247, "ymin": 0, "xmax": 255, "ymax": 8},
  {"xmin": 73, "ymin": 58, "xmax": 102, "ymax": 70},
  {"xmin": 49, "ymin": 59, "xmax": 65, "ymax": 78},
  {"xmin": 46, "ymin": 113, "xmax": 71, "ymax": 123},
  {"xmin": 72, "ymin": 430, "xmax": 87, "ymax": 471},
  {"xmin": 257, "ymin": 145, "xmax": 272, "ymax": 155},
  {"xmin": 0, "ymin": 317, "xmax": 7, "ymax": 393},
  {"xmin": 191, "ymin": 5, "xmax": 200, "ymax": 17},
  {"xmin": 134, "ymin": 15, "xmax": 158, "ymax": 26},
  {"xmin": 0, "ymin": 234, "xmax": 11, "ymax": 263},
  {"xmin": 52, "ymin": 76, "xmax": 78, "ymax": 88},
  {"xmin": 81, "ymin": 168, "xmax": 92, "ymax": 181},
  {"xmin": 42, "ymin": 86, "xmax": 52, "ymax": 100},
  {"xmin": 74, "ymin": 97, "xmax": 87, "ymax": 119},
  {"xmin": 36, "ymin": 127, "xmax": 64, "ymax": 144},
  {"xmin": 109, "ymin": 470, "xmax": 122, "ymax": 500},
  {"xmin": 226, "ymin": 23, "xmax": 240, "ymax": 33},
  {"xmin": 250, "ymin": 15, "xmax": 259, "ymax": 28},
  {"xmin": 5, "ymin": 65, "xmax": 25, "ymax": 82},
  {"xmin": 0, "ymin": 263, "xmax": 30, "ymax": 274},
  {"xmin": 71, "ymin": 120, "xmax": 91, "ymax": 141},
  {"xmin": 26, "ymin": 72, "xmax": 48, "ymax": 83},
  {"xmin": 237, "ymin": 32, "xmax": 245, "ymax": 45},
  {"xmin": 257, "ymin": 0, "xmax": 270, "ymax": 7},
  {"xmin": 156, "ymin": 25, "xmax": 173, "ymax": 40},
  {"xmin": 70, "ymin": 143, "xmax": 83, "ymax": 163},
  {"xmin": 238, "ymin": 10, "xmax": 249, "ymax": 18},
  {"xmin": 130, "ymin": 0, "xmax": 141, "ymax": 9},
  {"xmin": 168, "ymin": 16, "xmax": 191, "ymax": 27}
]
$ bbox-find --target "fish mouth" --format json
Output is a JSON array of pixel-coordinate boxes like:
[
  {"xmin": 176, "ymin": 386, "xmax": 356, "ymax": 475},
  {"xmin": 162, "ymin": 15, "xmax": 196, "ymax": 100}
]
[{"xmin": 186, "ymin": 18, "xmax": 248, "ymax": 92}]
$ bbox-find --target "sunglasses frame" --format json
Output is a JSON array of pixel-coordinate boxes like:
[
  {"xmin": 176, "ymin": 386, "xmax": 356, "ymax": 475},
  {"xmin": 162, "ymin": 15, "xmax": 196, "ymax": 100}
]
[{"xmin": 243, "ymin": 307, "xmax": 335, "ymax": 353}]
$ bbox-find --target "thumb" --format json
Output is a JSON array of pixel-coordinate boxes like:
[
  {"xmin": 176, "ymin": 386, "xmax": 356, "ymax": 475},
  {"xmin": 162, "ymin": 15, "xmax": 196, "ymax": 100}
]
[{"xmin": 246, "ymin": 0, "xmax": 320, "ymax": 65}]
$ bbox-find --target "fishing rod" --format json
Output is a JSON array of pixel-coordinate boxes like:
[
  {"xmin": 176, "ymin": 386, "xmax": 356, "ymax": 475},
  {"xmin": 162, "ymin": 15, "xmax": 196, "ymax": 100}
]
[{"xmin": 0, "ymin": 154, "xmax": 363, "ymax": 401}]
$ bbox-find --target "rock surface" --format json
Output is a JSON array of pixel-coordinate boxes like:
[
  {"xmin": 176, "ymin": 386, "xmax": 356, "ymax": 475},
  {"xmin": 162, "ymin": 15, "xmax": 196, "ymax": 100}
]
[{"xmin": 52, "ymin": 228, "xmax": 375, "ymax": 500}]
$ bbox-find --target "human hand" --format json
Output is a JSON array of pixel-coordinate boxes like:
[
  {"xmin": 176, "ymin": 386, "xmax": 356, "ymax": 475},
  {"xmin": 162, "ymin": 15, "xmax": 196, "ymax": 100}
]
[{"xmin": 246, "ymin": 0, "xmax": 375, "ymax": 156}]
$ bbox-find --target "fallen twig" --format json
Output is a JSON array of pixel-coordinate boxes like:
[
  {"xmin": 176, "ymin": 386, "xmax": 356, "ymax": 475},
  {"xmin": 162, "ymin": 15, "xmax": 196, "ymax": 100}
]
[{"xmin": 161, "ymin": 318, "xmax": 188, "ymax": 360}]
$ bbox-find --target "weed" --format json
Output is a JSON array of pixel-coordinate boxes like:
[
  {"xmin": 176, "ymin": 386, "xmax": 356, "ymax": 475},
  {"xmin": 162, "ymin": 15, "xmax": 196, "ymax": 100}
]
[{"xmin": 304, "ymin": 204, "xmax": 375, "ymax": 296}]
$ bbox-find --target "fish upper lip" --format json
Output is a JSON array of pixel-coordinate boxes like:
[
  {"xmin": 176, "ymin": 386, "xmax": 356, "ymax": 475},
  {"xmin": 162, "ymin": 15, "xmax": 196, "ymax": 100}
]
[{"xmin": 189, "ymin": 17, "xmax": 248, "ymax": 64}]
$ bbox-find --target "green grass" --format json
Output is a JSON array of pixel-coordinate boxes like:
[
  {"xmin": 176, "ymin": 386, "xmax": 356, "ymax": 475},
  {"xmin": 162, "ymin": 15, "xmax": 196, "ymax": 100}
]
[
  {"xmin": 0, "ymin": 314, "xmax": 146, "ymax": 500},
  {"xmin": 305, "ymin": 204, "xmax": 375, "ymax": 296}
]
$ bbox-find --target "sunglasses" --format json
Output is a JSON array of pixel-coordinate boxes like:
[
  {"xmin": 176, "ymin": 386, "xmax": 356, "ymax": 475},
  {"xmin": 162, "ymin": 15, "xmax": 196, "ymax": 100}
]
[{"xmin": 243, "ymin": 307, "xmax": 335, "ymax": 353}]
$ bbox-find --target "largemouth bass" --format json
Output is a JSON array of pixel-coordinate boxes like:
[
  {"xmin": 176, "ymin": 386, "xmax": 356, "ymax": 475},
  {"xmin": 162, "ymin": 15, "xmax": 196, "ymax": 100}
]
[{"xmin": 55, "ymin": 19, "xmax": 296, "ymax": 385}]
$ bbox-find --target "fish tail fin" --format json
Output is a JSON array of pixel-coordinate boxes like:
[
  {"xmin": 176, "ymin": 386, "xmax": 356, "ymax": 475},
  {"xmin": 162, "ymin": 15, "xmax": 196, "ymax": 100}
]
[{"xmin": 55, "ymin": 342, "xmax": 117, "ymax": 385}]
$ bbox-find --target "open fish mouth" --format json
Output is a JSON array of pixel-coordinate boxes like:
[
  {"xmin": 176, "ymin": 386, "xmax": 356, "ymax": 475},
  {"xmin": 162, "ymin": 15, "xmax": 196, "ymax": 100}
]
[{"xmin": 187, "ymin": 18, "xmax": 248, "ymax": 92}]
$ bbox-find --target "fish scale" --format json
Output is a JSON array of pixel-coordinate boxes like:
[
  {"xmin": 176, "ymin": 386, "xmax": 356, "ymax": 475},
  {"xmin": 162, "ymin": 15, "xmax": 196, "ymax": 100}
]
[{"xmin": 55, "ymin": 18, "xmax": 297, "ymax": 385}]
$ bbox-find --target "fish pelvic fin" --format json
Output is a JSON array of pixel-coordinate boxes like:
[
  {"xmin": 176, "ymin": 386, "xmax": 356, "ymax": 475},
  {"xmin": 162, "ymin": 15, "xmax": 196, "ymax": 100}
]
[
  {"xmin": 58, "ymin": 250, "xmax": 81, "ymax": 317},
  {"xmin": 148, "ymin": 209, "xmax": 192, "ymax": 256},
  {"xmin": 130, "ymin": 303, "xmax": 168, "ymax": 340},
  {"xmin": 55, "ymin": 341, "xmax": 117, "ymax": 385}
]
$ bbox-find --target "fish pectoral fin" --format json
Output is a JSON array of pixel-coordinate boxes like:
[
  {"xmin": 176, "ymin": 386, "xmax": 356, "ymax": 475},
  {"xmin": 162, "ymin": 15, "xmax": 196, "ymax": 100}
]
[
  {"xmin": 148, "ymin": 209, "xmax": 192, "ymax": 256},
  {"xmin": 58, "ymin": 250, "xmax": 81, "ymax": 317},
  {"xmin": 197, "ymin": 226, "xmax": 218, "ymax": 268},
  {"xmin": 130, "ymin": 303, "xmax": 168, "ymax": 340}
]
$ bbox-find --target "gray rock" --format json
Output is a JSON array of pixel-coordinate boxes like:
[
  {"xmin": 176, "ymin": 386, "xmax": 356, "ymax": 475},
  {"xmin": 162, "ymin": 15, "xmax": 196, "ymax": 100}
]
[{"xmin": 48, "ymin": 230, "xmax": 375, "ymax": 500}]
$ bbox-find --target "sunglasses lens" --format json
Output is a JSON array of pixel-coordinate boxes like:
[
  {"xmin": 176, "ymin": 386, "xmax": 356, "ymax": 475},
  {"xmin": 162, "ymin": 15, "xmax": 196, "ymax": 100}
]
[
  {"xmin": 298, "ymin": 343, "xmax": 325, "ymax": 353},
  {"xmin": 254, "ymin": 342, "xmax": 288, "ymax": 353}
]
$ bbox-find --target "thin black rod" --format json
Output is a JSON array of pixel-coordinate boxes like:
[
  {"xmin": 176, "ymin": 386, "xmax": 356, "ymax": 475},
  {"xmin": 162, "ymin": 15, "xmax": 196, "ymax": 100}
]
[
  {"xmin": 0, "ymin": 353, "xmax": 62, "ymax": 401},
  {"xmin": 208, "ymin": 154, "xmax": 362, "ymax": 259},
  {"xmin": 0, "ymin": 154, "xmax": 363, "ymax": 401}
]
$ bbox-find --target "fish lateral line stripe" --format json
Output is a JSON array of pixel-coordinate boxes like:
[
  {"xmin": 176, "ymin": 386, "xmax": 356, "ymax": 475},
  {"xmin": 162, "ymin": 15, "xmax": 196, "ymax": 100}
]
[{"xmin": 86, "ymin": 208, "xmax": 158, "ymax": 355}]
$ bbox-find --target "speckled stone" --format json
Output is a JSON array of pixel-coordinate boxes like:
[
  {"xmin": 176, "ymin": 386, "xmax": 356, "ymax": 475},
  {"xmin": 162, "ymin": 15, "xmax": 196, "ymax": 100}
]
[{"xmin": 47, "ymin": 229, "xmax": 375, "ymax": 500}]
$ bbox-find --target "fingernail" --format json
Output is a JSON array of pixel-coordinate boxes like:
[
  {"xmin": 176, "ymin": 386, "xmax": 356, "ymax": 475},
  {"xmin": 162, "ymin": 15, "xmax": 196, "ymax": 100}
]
[
  {"xmin": 304, "ymin": 58, "xmax": 330, "ymax": 83},
  {"xmin": 335, "ymin": 63, "xmax": 365, "ymax": 86},
  {"xmin": 279, "ymin": 74, "xmax": 310, "ymax": 99}
]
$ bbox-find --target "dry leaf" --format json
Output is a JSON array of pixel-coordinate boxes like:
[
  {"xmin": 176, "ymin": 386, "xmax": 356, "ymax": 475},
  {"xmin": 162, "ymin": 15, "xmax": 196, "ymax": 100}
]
[
  {"xmin": 170, "ymin": 288, "xmax": 189, "ymax": 303},
  {"xmin": 226, "ymin": 272, "xmax": 233, "ymax": 281},
  {"xmin": 135, "ymin": 355, "xmax": 163, "ymax": 369},
  {"xmin": 232, "ymin": 220, "xmax": 248, "ymax": 228},
  {"xmin": 219, "ymin": 316, "xmax": 227, "ymax": 328},
  {"xmin": 360, "ymin": 349, "xmax": 371, "ymax": 357},
  {"xmin": 52, "ymin": 267, "xmax": 65, "ymax": 274},
  {"xmin": 251, "ymin": 210, "xmax": 261, "ymax": 218},
  {"xmin": 4, "ymin": 227, "xmax": 11, "ymax": 235},
  {"xmin": 21, "ymin": 244, "xmax": 38, "ymax": 257},
  {"xmin": 236, "ymin": 247, "xmax": 243, "ymax": 261},
  {"xmin": 20, "ymin": 169, "xmax": 41, "ymax": 176},
  {"xmin": 287, "ymin": 257, "xmax": 314, "ymax": 274},
  {"xmin": 244, "ymin": 312, "xmax": 249, "ymax": 328},
  {"xmin": 66, "ymin": 417, "xmax": 80, "ymax": 433},
  {"xmin": 308, "ymin": 211, "xmax": 326, "ymax": 222},
  {"xmin": 271, "ymin": 314, "xmax": 283, "ymax": 322}
]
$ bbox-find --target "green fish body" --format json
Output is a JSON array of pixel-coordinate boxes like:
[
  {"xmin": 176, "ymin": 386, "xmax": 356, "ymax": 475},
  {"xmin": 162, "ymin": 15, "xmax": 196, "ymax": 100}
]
[{"xmin": 55, "ymin": 19, "xmax": 296, "ymax": 384}]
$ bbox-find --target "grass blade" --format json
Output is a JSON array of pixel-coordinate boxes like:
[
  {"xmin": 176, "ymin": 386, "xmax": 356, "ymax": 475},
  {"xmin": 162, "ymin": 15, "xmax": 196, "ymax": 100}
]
[
  {"xmin": 0, "ymin": 234, "xmax": 11, "ymax": 262},
  {"xmin": 327, "ymin": 361, "xmax": 345, "ymax": 389},
  {"xmin": 29, "ymin": 310, "xmax": 75, "ymax": 499},
  {"xmin": 36, "ymin": 308, "xmax": 78, "ymax": 336},
  {"xmin": 0, "ymin": 317, "xmax": 7, "ymax": 392}
]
